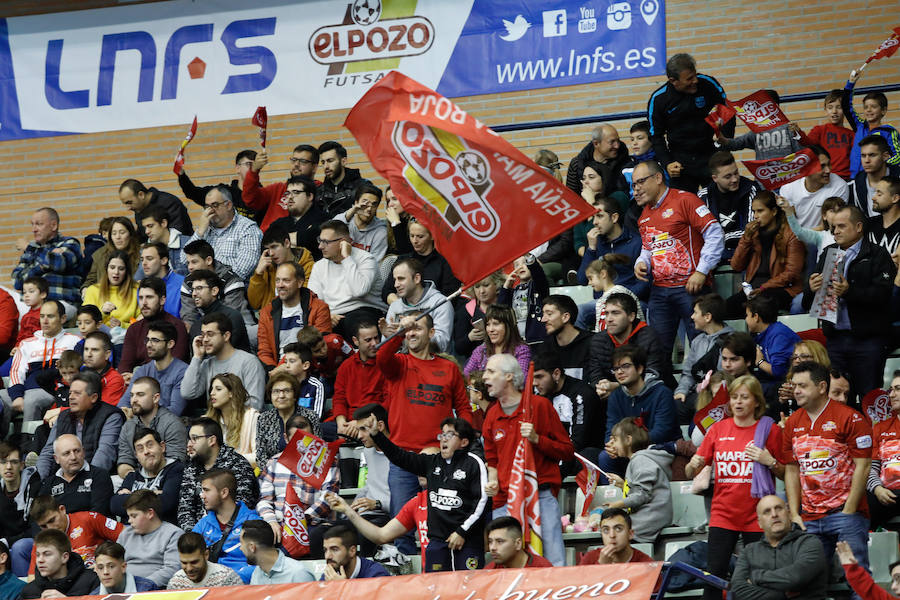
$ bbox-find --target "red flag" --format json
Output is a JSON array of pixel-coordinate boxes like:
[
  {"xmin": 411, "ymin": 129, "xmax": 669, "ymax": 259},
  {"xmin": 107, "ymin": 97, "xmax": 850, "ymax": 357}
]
[
  {"xmin": 277, "ymin": 430, "xmax": 342, "ymax": 489},
  {"xmin": 172, "ymin": 116, "xmax": 198, "ymax": 175},
  {"xmin": 727, "ymin": 90, "xmax": 789, "ymax": 133},
  {"xmin": 344, "ymin": 71, "xmax": 595, "ymax": 287},
  {"xmin": 252, "ymin": 106, "xmax": 268, "ymax": 148},
  {"xmin": 865, "ymin": 27, "xmax": 900, "ymax": 63},
  {"xmin": 705, "ymin": 104, "xmax": 735, "ymax": 135},
  {"xmin": 742, "ymin": 148, "xmax": 821, "ymax": 191},
  {"xmin": 692, "ymin": 383, "xmax": 731, "ymax": 434},
  {"xmin": 507, "ymin": 363, "xmax": 543, "ymax": 556},
  {"xmin": 281, "ymin": 484, "xmax": 311, "ymax": 558},
  {"xmin": 574, "ymin": 452, "xmax": 604, "ymax": 517}
]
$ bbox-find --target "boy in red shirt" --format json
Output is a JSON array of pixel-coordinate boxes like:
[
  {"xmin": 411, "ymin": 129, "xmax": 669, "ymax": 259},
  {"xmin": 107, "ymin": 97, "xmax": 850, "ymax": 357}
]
[
  {"xmin": 782, "ymin": 361, "xmax": 872, "ymax": 599},
  {"xmin": 799, "ymin": 90, "xmax": 855, "ymax": 181},
  {"xmin": 14, "ymin": 277, "xmax": 47, "ymax": 348},
  {"xmin": 579, "ymin": 508, "xmax": 654, "ymax": 565}
]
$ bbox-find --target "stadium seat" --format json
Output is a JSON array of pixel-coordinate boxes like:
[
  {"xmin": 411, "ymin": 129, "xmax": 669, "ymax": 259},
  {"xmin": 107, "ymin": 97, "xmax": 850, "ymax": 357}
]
[
  {"xmin": 660, "ymin": 481, "xmax": 708, "ymax": 537},
  {"xmin": 713, "ymin": 269, "xmax": 742, "ymax": 299},
  {"xmin": 664, "ymin": 539, "xmax": 697, "ymax": 560},
  {"xmin": 575, "ymin": 484, "xmax": 623, "ymax": 517},
  {"xmin": 884, "ymin": 355, "xmax": 900, "ymax": 389},
  {"xmin": 549, "ymin": 285, "xmax": 595, "ymax": 306},
  {"xmin": 776, "ymin": 314, "xmax": 818, "ymax": 332},
  {"xmin": 869, "ymin": 530, "xmax": 899, "ymax": 585},
  {"xmin": 724, "ymin": 319, "xmax": 748, "ymax": 333}
]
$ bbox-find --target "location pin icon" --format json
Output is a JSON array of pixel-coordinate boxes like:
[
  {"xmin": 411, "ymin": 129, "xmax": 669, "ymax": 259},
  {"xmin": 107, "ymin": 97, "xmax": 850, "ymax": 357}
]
[{"xmin": 640, "ymin": 0, "xmax": 659, "ymax": 25}]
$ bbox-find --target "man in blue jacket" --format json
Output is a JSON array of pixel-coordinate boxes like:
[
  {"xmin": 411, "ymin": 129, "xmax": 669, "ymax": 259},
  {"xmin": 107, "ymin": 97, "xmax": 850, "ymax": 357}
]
[
  {"xmin": 321, "ymin": 524, "xmax": 388, "ymax": 580},
  {"xmin": 191, "ymin": 469, "xmax": 260, "ymax": 584}
]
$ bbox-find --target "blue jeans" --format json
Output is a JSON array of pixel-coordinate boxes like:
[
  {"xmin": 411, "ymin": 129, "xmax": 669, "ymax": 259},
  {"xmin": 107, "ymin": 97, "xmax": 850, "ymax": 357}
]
[
  {"xmin": 493, "ymin": 488, "xmax": 565, "ymax": 566},
  {"xmin": 575, "ymin": 301, "xmax": 596, "ymax": 331},
  {"xmin": 11, "ymin": 538, "xmax": 32, "ymax": 577},
  {"xmin": 805, "ymin": 511, "xmax": 870, "ymax": 600},
  {"xmin": 595, "ymin": 450, "xmax": 629, "ymax": 485},
  {"xmin": 648, "ymin": 285, "xmax": 703, "ymax": 357},
  {"xmin": 388, "ymin": 463, "xmax": 420, "ymax": 555}
]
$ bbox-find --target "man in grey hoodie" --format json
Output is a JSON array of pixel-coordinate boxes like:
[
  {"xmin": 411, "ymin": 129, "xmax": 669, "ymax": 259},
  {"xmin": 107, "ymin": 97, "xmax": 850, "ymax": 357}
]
[
  {"xmin": 380, "ymin": 258, "xmax": 453, "ymax": 352},
  {"xmin": 731, "ymin": 495, "xmax": 827, "ymax": 600}
]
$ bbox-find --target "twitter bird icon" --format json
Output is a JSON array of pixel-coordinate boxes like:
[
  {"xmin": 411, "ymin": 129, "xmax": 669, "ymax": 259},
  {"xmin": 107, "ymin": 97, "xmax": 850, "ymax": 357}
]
[{"xmin": 500, "ymin": 15, "xmax": 531, "ymax": 41}]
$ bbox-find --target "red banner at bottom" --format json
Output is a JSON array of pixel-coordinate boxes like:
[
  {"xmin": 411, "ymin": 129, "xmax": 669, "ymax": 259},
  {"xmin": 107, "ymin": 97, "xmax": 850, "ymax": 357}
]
[{"xmin": 76, "ymin": 564, "xmax": 664, "ymax": 600}]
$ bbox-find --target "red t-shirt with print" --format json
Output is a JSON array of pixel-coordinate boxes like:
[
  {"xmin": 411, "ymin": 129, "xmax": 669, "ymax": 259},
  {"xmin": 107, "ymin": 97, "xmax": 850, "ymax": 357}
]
[
  {"xmin": 872, "ymin": 414, "xmax": 900, "ymax": 489},
  {"xmin": 395, "ymin": 491, "xmax": 428, "ymax": 567},
  {"xmin": 29, "ymin": 511, "xmax": 123, "ymax": 574}
]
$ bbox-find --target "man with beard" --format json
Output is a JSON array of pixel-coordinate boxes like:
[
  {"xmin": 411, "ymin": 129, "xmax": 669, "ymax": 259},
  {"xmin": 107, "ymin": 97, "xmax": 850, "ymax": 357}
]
[
  {"xmin": 484, "ymin": 516, "xmax": 552, "ymax": 569},
  {"xmin": 135, "ymin": 243, "xmax": 184, "ymax": 317},
  {"xmin": 118, "ymin": 278, "xmax": 189, "ymax": 379},
  {"xmin": 115, "ymin": 378, "xmax": 187, "ymax": 480},
  {"xmin": 336, "ymin": 184, "xmax": 388, "ymax": 261},
  {"xmin": 119, "ymin": 321, "xmax": 188, "ymax": 416},
  {"xmin": 166, "ymin": 533, "xmax": 242, "ymax": 589},
  {"xmin": 315, "ymin": 141, "xmax": 372, "ymax": 218},
  {"xmin": 537, "ymin": 294, "xmax": 593, "ymax": 381},
  {"xmin": 185, "ymin": 186, "xmax": 262, "ymax": 282},
  {"xmin": 268, "ymin": 176, "xmax": 327, "ymax": 259},
  {"xmin": 698, "ymin": 151, "xmax": 761, "ymax": 262},
  {"xmin": 867, "ymin": 175, "xmax": 900, "ymax": 254},
  {"xmin": 111, "ymin": 428, "xmax": 184, "ymax": 524},
  {"xmin": 321, "ymin": 525, "xmax": 387, "ymax": 580},
  {"xmin": 243, "ymin": 144, "xmax": 321, "ymax": 231},
  {"xmin": 240, "ymin": 520, "xmax": 314, "ymax": 584}
]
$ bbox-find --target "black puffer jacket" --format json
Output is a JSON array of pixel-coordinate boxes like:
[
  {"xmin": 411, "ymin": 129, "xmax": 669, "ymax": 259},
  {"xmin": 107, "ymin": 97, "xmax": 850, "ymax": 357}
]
[
  {"xmin": 20, "ymin": 552, "xmax": 99, "ymax": 599},
  {"xmin": 565, "ymin": 141, "xmax": 630, "ymax": 197},
  {"xmin": 316, "ymin": 167, "xmax": 371, "ymax": 217},
  {"xmin": 587, "ymin": 321, "xmax": 668, "ymax": 386}
]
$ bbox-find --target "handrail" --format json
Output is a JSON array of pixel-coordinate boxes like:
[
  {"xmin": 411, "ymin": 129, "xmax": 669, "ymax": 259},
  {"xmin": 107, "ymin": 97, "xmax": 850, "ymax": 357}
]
[
  {"xmin": 654, "ymin": 561, "xmax": 730, "ymax": 599},
  {"xmin": 491, "ymin": 83, "xmax": 900, "ymax": 132}
]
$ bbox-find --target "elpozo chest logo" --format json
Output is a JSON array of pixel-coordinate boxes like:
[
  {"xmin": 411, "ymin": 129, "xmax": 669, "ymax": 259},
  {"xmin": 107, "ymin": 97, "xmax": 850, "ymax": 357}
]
[{"xmin": 309, "ymin": 0, "xmax": 435, "ymax": 75}]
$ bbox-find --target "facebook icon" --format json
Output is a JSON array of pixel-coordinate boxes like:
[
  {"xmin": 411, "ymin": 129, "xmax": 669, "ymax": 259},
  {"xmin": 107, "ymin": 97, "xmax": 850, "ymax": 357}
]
[{"xmin": 542, "ymin": 9, "xmax": 567, "ymax": 37}]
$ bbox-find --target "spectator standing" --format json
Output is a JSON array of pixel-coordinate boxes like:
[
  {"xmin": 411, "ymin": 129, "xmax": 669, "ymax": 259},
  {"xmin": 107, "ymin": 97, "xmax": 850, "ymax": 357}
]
[
  {"xmin": 842, "ymin": 68, "xmax": 900, "ymax": 178},
  {"xmin": 119, "ymin": 179, "xmax": 193, "ymax": 242},
  {"xmin": 12, "ymin": 208, "xmax": 83, "ymax": 308},
  {"xmin": 332, "ymin": 322, "xmax": 386, "ymax": 438},
  {"xmin": 698, "ymin": 151, "xmax": 761, "ymax": 261},
  {"xmin": 801, "ymin": 89, "xmax": 855, "ymax": 180},
  {"xmin": 780, "ymin": 146, "xmax": 850, "ymax": 229},
  {"xmin": 851, "ymin": 135, "xmax": 900, "ymax": 217},
  {"xmin": 498, "ymin": 254, "xmax": 549, "ymax": 344}
]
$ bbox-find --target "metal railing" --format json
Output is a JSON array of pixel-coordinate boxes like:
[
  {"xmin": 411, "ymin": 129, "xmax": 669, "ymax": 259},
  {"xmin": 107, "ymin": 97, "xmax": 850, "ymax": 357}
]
[{"xmin": 492, "ymin": 83, "xmax": 900, "ymax": 132}]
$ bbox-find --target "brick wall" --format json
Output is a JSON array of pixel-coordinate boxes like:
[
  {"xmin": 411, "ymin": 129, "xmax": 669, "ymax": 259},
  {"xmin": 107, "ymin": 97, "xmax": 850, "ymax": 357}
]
[{"xmin": 1, "ymin": 0, "xmax": 899, "ymax": 286}]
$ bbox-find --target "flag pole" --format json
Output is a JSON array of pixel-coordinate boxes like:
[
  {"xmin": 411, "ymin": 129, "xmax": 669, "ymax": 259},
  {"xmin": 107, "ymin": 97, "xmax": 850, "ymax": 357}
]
[{"xmin": 375, "ymin": 286, "xmax": 465, "ymax": 350}]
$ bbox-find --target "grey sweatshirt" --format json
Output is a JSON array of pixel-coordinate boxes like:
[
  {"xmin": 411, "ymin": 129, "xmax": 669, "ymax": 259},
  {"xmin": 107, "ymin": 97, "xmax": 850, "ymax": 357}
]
[
  {"xmin": 181, "ymin": 350, "xmax": 266, "ymax": 410},
  {"xmin": 731, "ymin": 526, "xmax": 827, "ymax": 600},
  {"xmin": 674, "ymin": 325, "xmax": 734, "ymax": 397},
  {"xmin": 118, "ymin": 521, "xmax": 183, "ymax": 587},
  {"xmin": 117, "ymin": 407, "xmax": 188, "ymax": 469},
  {"xmin": 385, "ymin": 281, "xmax": 454, "ymax": 352},
  {"xmin": 621, "ymin": 447, "xmax": 673, "ymax": 543}
]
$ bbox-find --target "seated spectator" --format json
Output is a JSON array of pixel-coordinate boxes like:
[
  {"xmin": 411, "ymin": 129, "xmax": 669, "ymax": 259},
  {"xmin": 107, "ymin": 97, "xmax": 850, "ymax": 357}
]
[
  {"xmin": 745, "ymin": 294, "xmax": 801, "ymax": 398},
  {"xmin": 381, "ymin": 258, "xmax": 453, "ymax": 352},
  {"xmin": 578, "ymin": 508, "xmax": 655, "ymax": 565},
  {"xmin": 243, "ymin": 145, "xmax": 320, "ymax": 230},
  {"xmin": 566, "ymin": 124, "xmax": 629, "ymax": 198},
  {"xmin": 533, "ymin": 352, "xmax": 604, "ymax": 453},
  {"xmin": 116, "ymin": 377, "xmax": 187, "ymax": 479},
  {"xmin": 332, "ymin": 322, "xmax": 386, "ymax": 438},
  {"xmin": 588, "ymin": 293, "xmax": 666, "ymax": 391},
  {"xmin": 111, "ymin": 427, "xmax": 184, "ymax": 524},
  {"xmin": 731, "ymin": 495, "xmax": 827, "ymax": 600},
  {"xmin": 206, "ymin": 373, "xmax": 259, "ymax": 468},
  {"xmin": 13, "ymin": 276, "xmax": 47, "ymax": 349},
  {"xmin": 538, "ymin": 294, "xmax": 593, "ymax": 381},
  {"xmin": 240, "ymin": 520, "xmax": 314, "ymax": 585},
  {"xmin": 255, "ymin": 373, "xmax": 321, "ymax": 467},
  {"xmin": 184, "ymin": 186, "xmax": 261, "ymax": 282},
  {"xmin": 780, "ymin": 146, "xmax": 850, "ymax": 229},
  {"xmin": 120, "ymin": 178, "xmax": 193, "ymax": 242},
  {"xmin": 267, "ymin": 175, "xmax": 327, "ymax": 259},
  {"xmin": 137, "ymin": 243, "xmax": 184, "ymax": 317},
  {"xmin": 800, "ymin": 89, "xmax": 854, "ymax": 180},
  {"xmin": 0, "ymin": 441, "xmax": 40, "ymax": 573},
  {"xmin": 347, "ymin": 403, "xmax": 392, "ymax": 542},
  {"xmin": 315, "ymin": 141, "xmax": 373, "ymax": 218},
  {"xmin": 92, "ymin": 541, "xmax": 157, "ymax": 594},
  {"xmin": 575, "ymin": 165, "xmax": 630, "ymax": 256},
  {"xmin": 498, "ymin": 254, "xmax": 549, "ymax": 344},
  {"xmin": 118, "ymin": 277, "xmax": 190, "ymax": 378},
  {"xmin": 698, "ymin": 151, "xmax": 761, "ymax": 261},
  {"xmin": 362, "ymin": 415, "xmax": 487, "ymax": 572},
  {"xmin": 721, "ymin": 332, "xmax": 757, "ymax": 379},
  {"xmin": 178, "ymin": 418, "xmax": 259, "ymax": 531},
  {"xmin": 674, "ymin": 294, "xmax": 734, "ymax": 416},
  {"xmin": 384, "ymin": 185, "xmax": 413, "ymax": 256},
  {"xmin": 140, "ymin": 205, "xmax": 190, "ymax": 276},
  {"xmin": 454, "ymin": 272, "xmax": 504, "ymax": 357},
  {"xmin": 119, "ymin": 321, "xmax": 189, "ymax": 415},
  {"xmin": 192, "ymin": 469, "xmax": 260, "ymax": 584},
  {"xmin": 1, "ymin": 300, "xmax": 79, "ymax": 422},
  {"xmin": 463, "ymin": 305, "xmax": 530, "ymax": 378},
  {"xmin": 727, "ymin": 191, "xmax": 807, "ymax": 317},
  {"xmin": 482, "ymin": 353, "xmax": 574, "ymax": 567},
  {"xmin": 12, "ymin": 208, "xmax": 83, "ymax": 310},
  {"xmin": 180, "ymin": 240, "xmax": 256, "ymax": 335},
  {"xmin": 0, "ymin": 287, "xmax": 20, "ymax": 365},
  {"xmin": 256, "ymin": 413, "xmax": 339, "ymax": 559},
  {"xmin": 178, "ymin": 149, "xmax": 261, "ymax": 225},
  {"xmin": 20, "ymin": 529, "xmax": 99, "ymax": 599},
  {"xmin": 184, "ymin": 270, "xmax": 251, "ymax": 353},
  {"xmin": 308, "ymin": 220, "xmax": 385, "ymax": 340},
  {"xmin": 851, "ymin": 135, "xmax": 900, "ymax": 218},
  {"xmin": 320, "ymin": 524, "xmax": 387, "ymax": 580},
  {"xmin": 37, "ymin": 371, "xmax": 125, "ymax": 481},
  {"xmin": 336, "ymin": 184, "xmax": 388, "ymax": 261},
  {"xmin": 869, "ymin": 175, "xmax": 900, "ymax": 256},
  {"xmin": 603, "ymin": 417, "xmax": 672, "ymax": 542},
  {"xmin": 32, "ymin": 350, "xmax": 82, "ymax": 436},
  {"xmin": 73, "ymin": 305, "xmax": 105, "ymax": 355},
  {"xmin": 583, "ymin": 255, "xmax": 644, "ymax": 332},
  {"xmin": 81, "ymin": 217, "xmax": 140, "ymax": 291},
  {"xmin": 258, "ymin": 262, "xmax": 331, "ymax": 369},
  {"xmin": 0, "ymin": 540, "xmax": 24, "ymax": 600},
  {"xmin": 299, "ymin": 326, "xmax": 353, "ymax": 389},
  {"xmin": 181, "ymin": 313, "xmax": 266, "ymax": 411},
  {"xmin": 167, "ymin": 532, "xmax": 242, "ymax": 589},
  {"xmin": 39, "ymin": 434, "xmax": 114, "ymax": 514},
  {"xmin": 484, "ymin": 516, "xmax": 552, "ymax": 569},
  {"xmin": 82, "ymin": 250, "xmax": 141, "ymax": 329},
  {"xmin": 80, "ymin": 331, "xmax": 125, "ymax": 406},
  {"xmin": 248, "ymin": 225, "xmax": 315, "ymax": 310},
  {"xmin": 868, "ymin": 372, "xmax": 900, "ymax": 530},
  {"xmin": 782, "ymin": 194, "xmax": 844, "ymax": 261},
  {"xmin": 269, "ymin": 343, "xmax": 325, "ymax": 418},
  {"xmin": 575, "ymin": 198, "xmax": 647, "ymax": 300},
  {"xmin": 27, "ymin": 495, "xmax": 122, "ymax": 573},
  {"xmin": 381, "ymin": 221, "xmax": 461, "ymax": 304},
  {"xmin": 837, "ymin": 540, "xmax": 900, "ymax": 600},
  {"xmin": 803, "ymin": 205, "xmax": 896, "ymax": 400}
]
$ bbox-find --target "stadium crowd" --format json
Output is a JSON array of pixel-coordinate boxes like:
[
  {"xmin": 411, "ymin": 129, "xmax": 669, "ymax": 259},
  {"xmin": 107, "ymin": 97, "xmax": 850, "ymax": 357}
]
[{"xmin": 0, "ymin": 51, "xmax": 899, "ymax": 600}]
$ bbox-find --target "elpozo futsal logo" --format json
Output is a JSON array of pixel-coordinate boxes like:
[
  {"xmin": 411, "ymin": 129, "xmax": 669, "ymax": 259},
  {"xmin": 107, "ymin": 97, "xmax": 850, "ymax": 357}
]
[{"xmin": 309, "ymin": 0, "xmax": 435, "ymax": 85}]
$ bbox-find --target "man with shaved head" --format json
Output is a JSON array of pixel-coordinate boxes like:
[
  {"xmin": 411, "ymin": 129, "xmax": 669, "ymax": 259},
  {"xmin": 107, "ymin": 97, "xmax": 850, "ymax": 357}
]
[
  {"xmin": 38, "ymin": 434, "xmax": 115, "ymax": 515},
  {"xmin": 565, "ymin": 124, "xmax": 630, "ymax": 197},
  {"xmin": 12, "ymin": 208, "xmax": 83, "ymax": 312}
]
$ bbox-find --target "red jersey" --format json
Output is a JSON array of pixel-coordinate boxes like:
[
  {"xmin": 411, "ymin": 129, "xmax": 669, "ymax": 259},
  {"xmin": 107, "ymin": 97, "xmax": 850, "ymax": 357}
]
[
  {"xmin": 697, "ymin": 417, "xmax": 782, "ymax": 531},
  {"xmin": 803, "ymin": 123, "xmax": 854, "ymax": 179},
  {"xmin": 29, "ymin": 511, "xmax": 122, "ymax": 574},
  {"xmin": 782, "ymin": 400, "xmax": 872, "ymax": 520},
  {"xmin": 485, "ymin": 552, "xmax": 553, "ymax": 569},
  {"xmin": 395, "ymin": 491, "xmax": 428, "ymax": 567},
  {"xmin": 638, "ymin": 188, "xmax": 718, "ymax": 287},
  {"xmin": 872, "ymin": 414, "xmax": 900, "ymax": 489},
  {"xmin": 578, "ymin": 547, "xmax": 653, "ymax": 565},
  {"xmin": 376, "ymin": 335, "xmax": 473, "ymax": 451},
  {"xmin": 482, "ymin": 394, "xmax": 575, "ymax": 509},
  {"xmin": 242, "ymin": 171, "xmax": 288, "ymax": 231},
  {"xmin": 332, "ymin": 351, "xmax": 386, "ymax": 421},
  {"xmin": 15, "ymin": 308, "xmax": 39, "ymax": 347}
]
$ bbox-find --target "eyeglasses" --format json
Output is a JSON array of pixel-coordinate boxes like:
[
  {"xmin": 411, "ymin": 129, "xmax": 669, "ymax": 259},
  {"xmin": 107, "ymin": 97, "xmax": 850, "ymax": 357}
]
[
  {"xmin": 611, "ymin": 363, "xmax": 634, "ymax": 373},
  {"xmin": 317, "ymin": 237, "xmax": 341, "ymax": 245},
  {"xmin": 631, "ymin": 174, "xmax": 656, "ymax": 190},
  {"xmin": 145, "ymin": 337, "xmax": 165, "ymax": 344},
  {"xmin": 289, "ymin": 157, "xmax": 313, "ymax": 165},
  {"xmin": 206, "ymin": 201, "xmax": 230, "ymax": 210},
  {"xmin": 191, "ymin": 284, "xmax": 210, "ymax": 291},
  {"xmin": 791, "ymin": 353, "xmax": 813, "ymax": 361},
  {"xmin": 188, "ymin": 434, "xmax": 212, "ymax": 442},
  {"xmin": 436, "ymin": 432, "xmax": 459, "ymax": 441},
  {"xmin": 237, "ymin": 161, "xmax": 254, "ymax": 168},
  {"xmin": 271, "ymin": 388, "xmax": 294, "ymax": 396}
]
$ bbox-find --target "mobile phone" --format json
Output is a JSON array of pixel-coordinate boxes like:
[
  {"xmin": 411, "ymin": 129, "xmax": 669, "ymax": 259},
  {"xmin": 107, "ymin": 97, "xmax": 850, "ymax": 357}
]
[{"xmin": 472, "ymin": 318, "xmax": 486, "ymax": 338}]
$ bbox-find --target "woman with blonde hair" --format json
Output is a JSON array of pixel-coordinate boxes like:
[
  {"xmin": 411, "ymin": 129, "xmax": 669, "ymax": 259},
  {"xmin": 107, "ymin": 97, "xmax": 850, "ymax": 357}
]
[
  {"xmin": 776, "ymin": 339, "xmax": 830, "ymax": 415},
  {"xmin": 206, "ymin": 373, "xmax": 260, "ymax": 468},
  {"xmin": 82, "ymin": 250, "xmax": 140, "ymax": 328},
  {"xmin": 455, "ymin": 270, "xmax": 506, "ymax": 357},
  {"xmin": 686, "ymin": 374, "xmax": 784, "ymax": 600}
]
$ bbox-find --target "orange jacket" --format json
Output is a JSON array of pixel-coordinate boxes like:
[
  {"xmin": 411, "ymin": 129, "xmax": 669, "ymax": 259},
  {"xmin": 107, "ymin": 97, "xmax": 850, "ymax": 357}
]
[
  {"xmin": 247, "ymin": 247, "xmax": 315, "ymax": 310},
  {"xmin": 730, "ymin": 222, "xmax": 807, "ymax": 297},
  {"xmin": 257, "ymin": 289, "xmax": 332, "ymax": 367}
]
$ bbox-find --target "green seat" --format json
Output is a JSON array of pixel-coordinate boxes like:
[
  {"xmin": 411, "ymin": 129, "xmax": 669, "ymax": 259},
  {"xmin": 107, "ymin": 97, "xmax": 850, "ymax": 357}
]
[
  {"xmin": 660, "ymin": 481, "xmax": 708, "ymax": 537},
  {"xmin": 776, "ymin": 314, "xmax": 818, "ymax": 332},
  {"xmin": 724, "ymin": 318, "xmax": 748, "ymax": 333},
  {"xmin": 869, "ymin": 530, "xmax": 899, "ymax": 585},
  {"xmin": 549, "ymin": 285, "xmax": 595, "ymax": 306}
]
